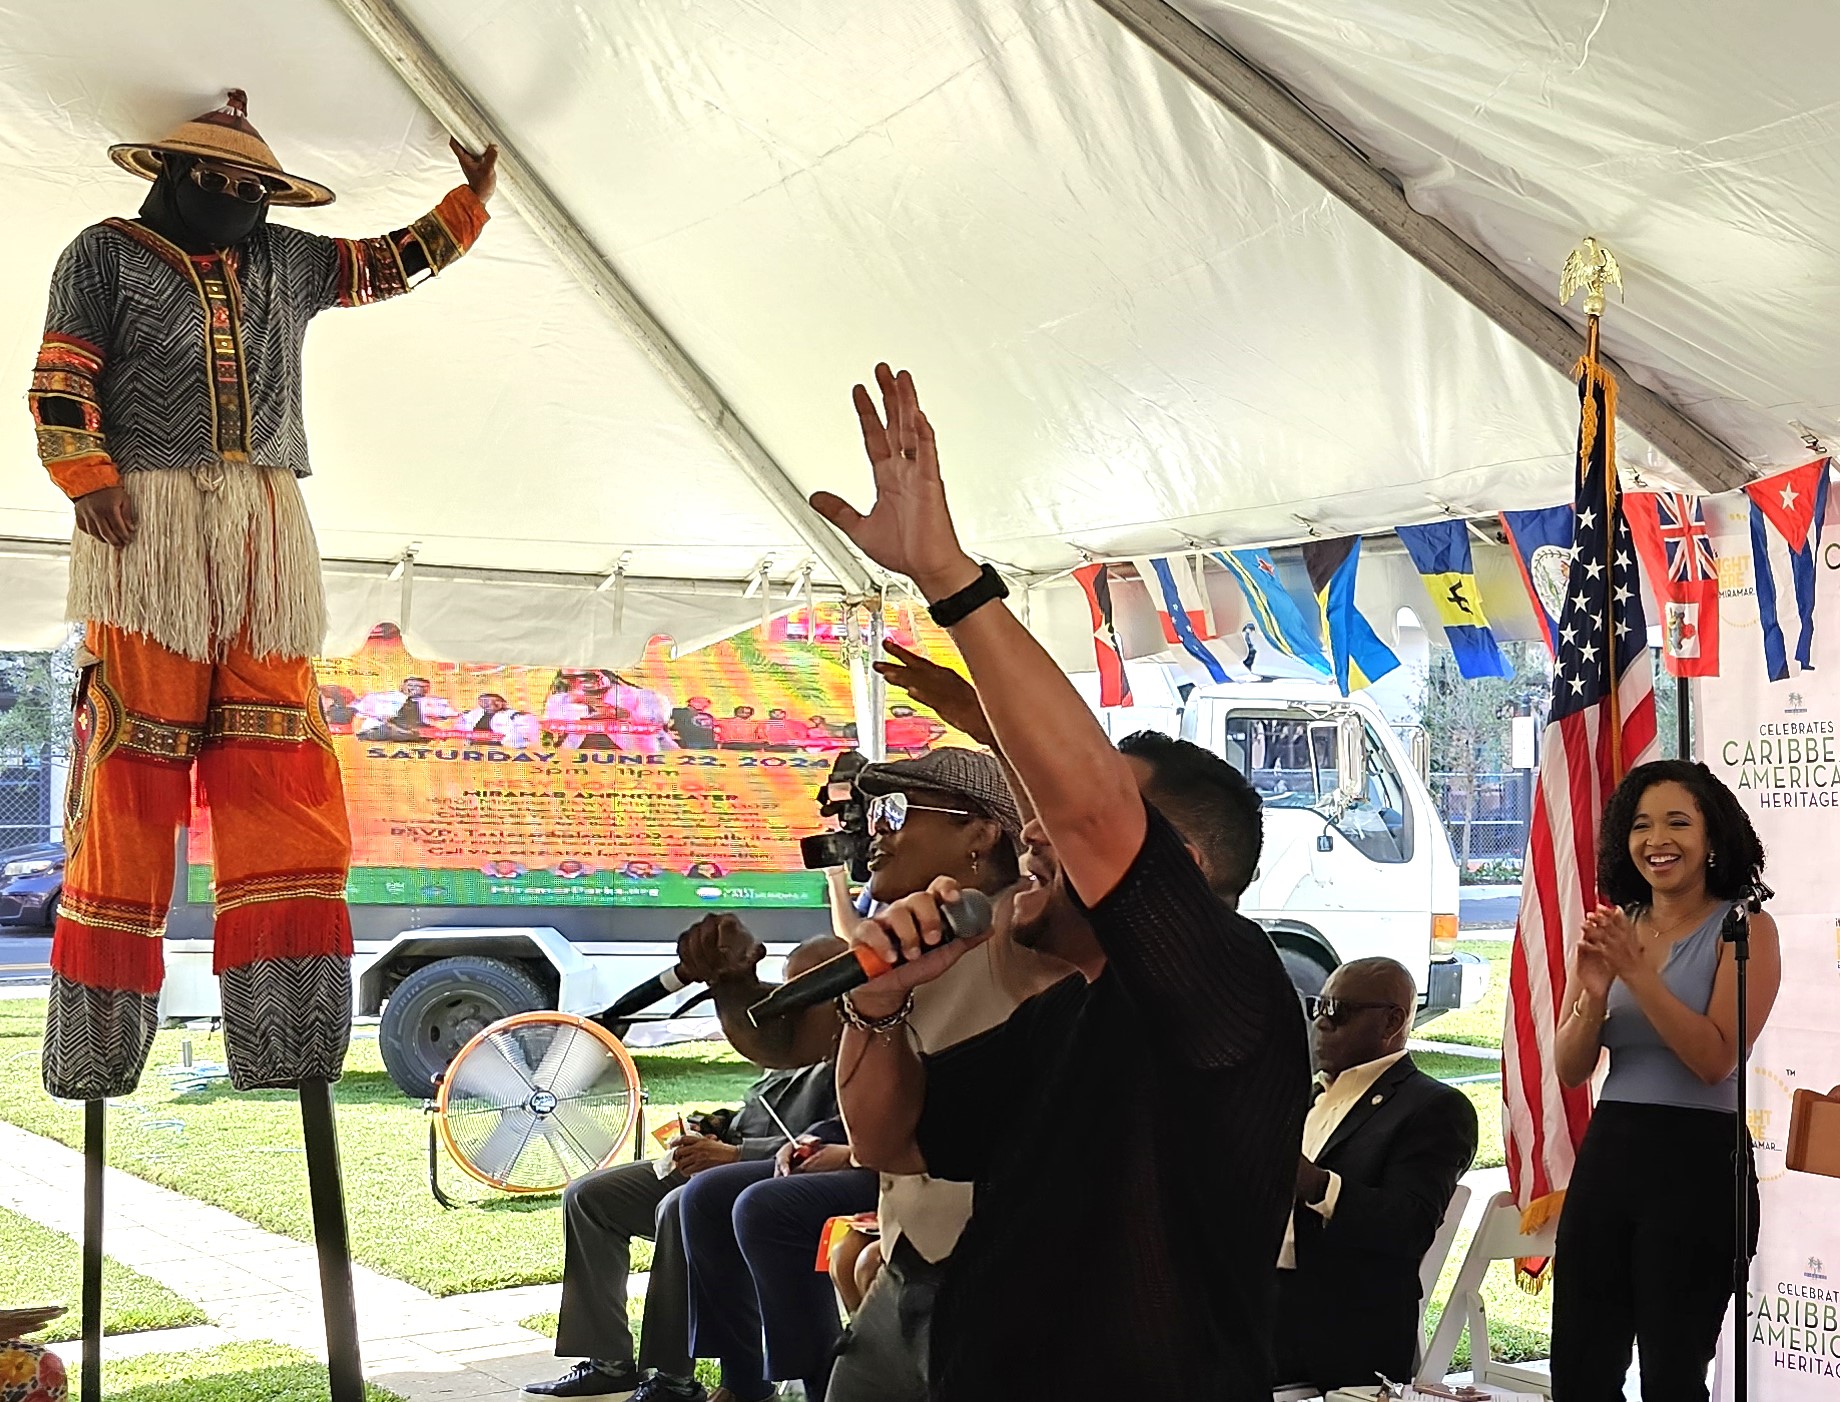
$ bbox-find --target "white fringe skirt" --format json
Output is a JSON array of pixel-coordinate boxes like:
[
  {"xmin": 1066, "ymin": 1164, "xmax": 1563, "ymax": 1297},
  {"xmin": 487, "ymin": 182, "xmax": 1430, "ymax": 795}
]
[{"xmin": 67, "ymin": 464, "xmax": 328, "ymax": 663}]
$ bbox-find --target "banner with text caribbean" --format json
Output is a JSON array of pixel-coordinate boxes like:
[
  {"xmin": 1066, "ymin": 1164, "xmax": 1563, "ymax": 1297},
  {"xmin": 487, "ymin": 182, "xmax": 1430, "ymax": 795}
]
[
  {"xmin": 187, "ymin": 605, "xmax": 967, "ymax": 910},
  {"xmin": 1703, "ymin": 482, "xmax": 1840, "ymax": 1397}
]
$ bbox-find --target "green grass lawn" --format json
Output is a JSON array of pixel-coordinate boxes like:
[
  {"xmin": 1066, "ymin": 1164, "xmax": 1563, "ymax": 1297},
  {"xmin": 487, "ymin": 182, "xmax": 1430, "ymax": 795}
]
[
  {"xmin": 1420, "ymin": 938, "xmax": 1511, "ymax": 1050},
  {"xmin": 0, "ymin": 1205, "xmax": 207, "ymax": 1342},
  {"xmin": 0, "ymin": 1001, "xmax": 757, "ymax": 1297},
  {"xmin": 104, "ymin": 1342, "xmax": 402, "ymax": 1401}
]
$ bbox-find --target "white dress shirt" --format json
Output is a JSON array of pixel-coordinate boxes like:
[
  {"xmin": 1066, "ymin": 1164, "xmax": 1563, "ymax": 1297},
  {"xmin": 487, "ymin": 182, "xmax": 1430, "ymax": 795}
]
[{"xmin": 1278, "ymin": 1048, "xmax": 1408, "ymax": 1269}]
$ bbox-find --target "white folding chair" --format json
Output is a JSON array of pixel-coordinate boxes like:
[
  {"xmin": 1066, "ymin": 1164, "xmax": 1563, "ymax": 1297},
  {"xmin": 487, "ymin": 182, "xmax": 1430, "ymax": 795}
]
[
  {"xmin": 1417, "ymin": 1189, "xmax": 1557, "ymax": 1394},
  {"xmin": 1414, "ymin": 1182, "xmax": 1471, "ymax": 1373}
]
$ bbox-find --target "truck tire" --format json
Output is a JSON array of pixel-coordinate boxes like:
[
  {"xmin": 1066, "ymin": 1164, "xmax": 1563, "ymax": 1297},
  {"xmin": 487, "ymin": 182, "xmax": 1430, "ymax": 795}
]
[
  {"xmin": 1277, "ymin": 945, "xmax": 1334, "ymax": 1002},
  {"xmin": 378, "ymin": 956, "xmax": 550, "ymax": 1098}
]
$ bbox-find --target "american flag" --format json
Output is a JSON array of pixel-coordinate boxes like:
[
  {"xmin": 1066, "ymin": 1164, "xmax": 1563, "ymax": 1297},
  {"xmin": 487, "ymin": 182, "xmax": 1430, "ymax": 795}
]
[{"xmin": 1501, "ymin": 358, "xmax": 1658, "ymax": 1240}]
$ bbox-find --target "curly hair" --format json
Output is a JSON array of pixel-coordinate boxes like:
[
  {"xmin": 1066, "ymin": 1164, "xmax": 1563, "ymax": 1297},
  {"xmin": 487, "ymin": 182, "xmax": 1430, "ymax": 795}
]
[{"xmin": 1596, "ymin": 759, "xmax": 1765, "ymax": 908}]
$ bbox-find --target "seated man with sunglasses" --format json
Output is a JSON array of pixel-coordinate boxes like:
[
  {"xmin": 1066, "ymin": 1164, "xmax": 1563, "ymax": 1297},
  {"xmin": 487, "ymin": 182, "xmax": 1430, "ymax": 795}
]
[{"xmin": 1278, "ymin": 957, "xmax": 1479, "ymax": 1392}]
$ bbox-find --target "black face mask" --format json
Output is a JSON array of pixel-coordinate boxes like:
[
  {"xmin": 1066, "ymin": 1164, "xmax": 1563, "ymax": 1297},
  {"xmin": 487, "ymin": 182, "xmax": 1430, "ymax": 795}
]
[{"xmin": 139, "ymin": 158, "xmax": 268, "ymax": 252}]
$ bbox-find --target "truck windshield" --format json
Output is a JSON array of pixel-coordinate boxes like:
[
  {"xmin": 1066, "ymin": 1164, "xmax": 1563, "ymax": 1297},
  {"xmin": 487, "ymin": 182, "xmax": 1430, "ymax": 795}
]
[{"xmin": 1220, "ymin": 713, "xmax": 1414, "ymax": 864}]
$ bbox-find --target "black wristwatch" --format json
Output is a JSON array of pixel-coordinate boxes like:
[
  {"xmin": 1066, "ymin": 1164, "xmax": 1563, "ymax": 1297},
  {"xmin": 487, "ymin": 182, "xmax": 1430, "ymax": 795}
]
[{"xmin": 927, "ymin": 562, "xmax": 1010, "ymax": 628}]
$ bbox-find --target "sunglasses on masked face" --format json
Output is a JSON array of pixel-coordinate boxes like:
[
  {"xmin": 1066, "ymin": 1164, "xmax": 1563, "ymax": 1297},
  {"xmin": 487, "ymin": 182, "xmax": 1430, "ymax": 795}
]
[
  {"xmin": 188, "ymin": 163, "xmax": 274, "ymax": 205},
  {"xmin": 1304, "ymin": 996, "xmax": 1400, "ymax": 1026},
  {"xmin": 866, "ymin": 791, "xmax": 975, "ymax": 834}
]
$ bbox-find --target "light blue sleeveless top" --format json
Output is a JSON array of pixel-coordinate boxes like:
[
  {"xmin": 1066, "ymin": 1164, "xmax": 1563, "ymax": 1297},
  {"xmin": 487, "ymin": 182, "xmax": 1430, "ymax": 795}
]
[{"xmin": 1599, "ymin": 904, "xmax": 1736, "ymax": 1113}]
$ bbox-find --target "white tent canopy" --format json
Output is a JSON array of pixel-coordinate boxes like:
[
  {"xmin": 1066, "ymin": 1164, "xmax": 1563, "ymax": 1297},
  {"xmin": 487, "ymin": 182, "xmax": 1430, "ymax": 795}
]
[{"xmin": 0, "ymin": 0, "xmax": 1824, "ymax": 662}]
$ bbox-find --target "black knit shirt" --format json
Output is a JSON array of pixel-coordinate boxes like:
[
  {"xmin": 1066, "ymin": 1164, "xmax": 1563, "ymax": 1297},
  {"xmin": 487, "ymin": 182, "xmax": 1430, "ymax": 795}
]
[{"xmin": 916, "ymin": 803, "xmax": 1310, "ymax": 1400}]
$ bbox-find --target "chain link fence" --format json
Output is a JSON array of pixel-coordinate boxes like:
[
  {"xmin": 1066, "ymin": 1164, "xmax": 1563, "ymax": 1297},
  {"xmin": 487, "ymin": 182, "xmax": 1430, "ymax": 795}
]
[
  {"xmin": 0, "ymin": 753, "xmax": 57, "ymax": 852},
  {"xmin": 1431, "ymin": 769, "xmax": 1533, "ymax": 873}
]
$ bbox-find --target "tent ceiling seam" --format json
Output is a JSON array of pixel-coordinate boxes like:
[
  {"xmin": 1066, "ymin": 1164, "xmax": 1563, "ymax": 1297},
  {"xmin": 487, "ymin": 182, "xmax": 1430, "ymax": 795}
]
[
  {"xmin": 326, "ymin": 0, "xmax": 881, "ymax": 598},
  {"xmin": 1089, "ymin": 0, "xmax": 1755, "ymax": 495}
]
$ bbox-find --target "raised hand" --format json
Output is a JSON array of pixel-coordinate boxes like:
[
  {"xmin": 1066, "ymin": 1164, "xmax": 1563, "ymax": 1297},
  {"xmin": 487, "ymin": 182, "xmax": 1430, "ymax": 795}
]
[
  {"xmin": 874, "ymin": 639, "xmax": 993, "ymax": 746},
  {"xmin": 451, "ymin": 138, "xmax": 499, "ymax": 203},
  {"xmin": 809, "ymin": 365, "xmax": 981, "ymax": 601},
  {"xmin": 678, "ymin": 913, "xmax": 766, "ymax": 985}
]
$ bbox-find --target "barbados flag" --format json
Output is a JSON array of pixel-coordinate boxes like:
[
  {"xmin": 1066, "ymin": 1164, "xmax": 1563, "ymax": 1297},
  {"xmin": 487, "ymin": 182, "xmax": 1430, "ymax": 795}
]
[
  {"xmin": 1302, "ymin": 537, "xmax": 1399, "ymax": 695},
  {"xmin": 1212, "ymin": 549, "xmax": 1331, "ymax": 676},
  {"xmin": 1394, "ymin": 521, "xmax": 1513, "ymax": 678}
]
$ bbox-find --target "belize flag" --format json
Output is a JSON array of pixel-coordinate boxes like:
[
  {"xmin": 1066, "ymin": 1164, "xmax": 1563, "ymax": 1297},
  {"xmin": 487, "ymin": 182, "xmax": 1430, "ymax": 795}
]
[{"xmin": 1500, "ymin": 505, "xmax": 1573, "ymax": 658}]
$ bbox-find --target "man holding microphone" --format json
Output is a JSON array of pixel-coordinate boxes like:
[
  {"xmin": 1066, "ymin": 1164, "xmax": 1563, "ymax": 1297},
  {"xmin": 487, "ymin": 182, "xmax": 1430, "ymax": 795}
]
[{"xmin": 814, "ymin": 366, "xmax": 1309, "ymax": 1401}]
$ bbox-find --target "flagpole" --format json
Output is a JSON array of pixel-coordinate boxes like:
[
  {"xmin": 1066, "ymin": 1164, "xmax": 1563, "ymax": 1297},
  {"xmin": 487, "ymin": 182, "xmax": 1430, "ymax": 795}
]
[{"xmin": 1563, "ymin": 237, "xmax": 1627, "ymax": 782}]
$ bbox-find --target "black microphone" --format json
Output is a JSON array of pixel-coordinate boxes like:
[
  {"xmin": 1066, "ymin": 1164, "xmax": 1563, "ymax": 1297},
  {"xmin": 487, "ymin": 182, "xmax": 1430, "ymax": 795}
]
[
  {"xmin": 600, "ymin": 964, "xmax": 694, "ymax": 1023},
  {"xmin": 747, "ymin": 890, "xmax": 995, "ymax": 1026}
]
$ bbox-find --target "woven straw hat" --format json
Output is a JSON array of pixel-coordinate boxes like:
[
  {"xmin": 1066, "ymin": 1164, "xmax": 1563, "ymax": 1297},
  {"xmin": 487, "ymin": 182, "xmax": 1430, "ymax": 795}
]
[{"xmin": 109, "ymin": 89, "xmax": 335, "ymax": 208}]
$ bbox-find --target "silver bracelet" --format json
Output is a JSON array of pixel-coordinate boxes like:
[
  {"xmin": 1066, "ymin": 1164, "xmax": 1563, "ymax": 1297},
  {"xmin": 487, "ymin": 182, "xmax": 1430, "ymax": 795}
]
[{"xmin": 841, "ymin": 989, "xmax": 915, "ymax": 1034}]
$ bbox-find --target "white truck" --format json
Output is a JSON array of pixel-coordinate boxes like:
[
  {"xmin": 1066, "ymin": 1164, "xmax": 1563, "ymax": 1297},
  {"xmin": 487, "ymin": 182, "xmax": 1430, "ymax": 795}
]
[
  {"xmin": 160, "ymin": 676, "xmax": 1482, "ymax": 1097},
  {"xmin": 1172, "ymin": 679, "xmax": 1482, "ymax": 1018}
]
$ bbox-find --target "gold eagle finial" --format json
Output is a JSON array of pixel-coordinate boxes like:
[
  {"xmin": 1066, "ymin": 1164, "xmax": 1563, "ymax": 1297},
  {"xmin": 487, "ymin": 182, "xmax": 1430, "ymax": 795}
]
[{"xmin": 1560, "ymin": 236, "xmax": 1623, "ymax": 317}]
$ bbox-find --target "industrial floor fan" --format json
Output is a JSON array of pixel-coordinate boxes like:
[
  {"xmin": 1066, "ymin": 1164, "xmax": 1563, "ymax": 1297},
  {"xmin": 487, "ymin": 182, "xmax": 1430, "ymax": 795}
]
[{"xmin": 430, "ymin": 1011, "xmax": 642, "ymax": 1203}]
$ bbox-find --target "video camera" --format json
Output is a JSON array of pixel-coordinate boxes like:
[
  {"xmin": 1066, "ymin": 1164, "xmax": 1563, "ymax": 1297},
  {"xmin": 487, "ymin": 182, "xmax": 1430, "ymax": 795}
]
[{"xmin": 798, "ymin": 748, "xmax": 871, "ymax": 882}]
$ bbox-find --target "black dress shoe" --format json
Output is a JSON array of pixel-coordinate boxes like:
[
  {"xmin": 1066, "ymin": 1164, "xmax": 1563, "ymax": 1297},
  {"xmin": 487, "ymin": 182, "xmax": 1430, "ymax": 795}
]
[{"xmin": 524, "ymin": 1360, "xmax": 640, "ymax": 1396}]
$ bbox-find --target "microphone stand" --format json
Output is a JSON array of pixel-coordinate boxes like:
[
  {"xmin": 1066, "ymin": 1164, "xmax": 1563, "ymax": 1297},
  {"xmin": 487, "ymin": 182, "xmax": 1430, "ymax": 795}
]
[{"xmin": 1723, "ymin": 889, "xmax": 1764, "ymax": 1402}]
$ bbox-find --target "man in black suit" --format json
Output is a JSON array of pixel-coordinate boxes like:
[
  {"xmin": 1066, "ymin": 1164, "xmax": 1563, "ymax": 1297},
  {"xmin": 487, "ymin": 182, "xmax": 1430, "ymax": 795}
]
[{"xmin": 1276, "ymin": 957, "xmax": 1479, "ymax": 1391}]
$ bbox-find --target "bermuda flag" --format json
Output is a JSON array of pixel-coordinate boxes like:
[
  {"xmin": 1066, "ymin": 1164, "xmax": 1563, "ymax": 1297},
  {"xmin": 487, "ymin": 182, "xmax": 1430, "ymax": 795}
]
[
  {"xmin": 1624, "ymin": 492, "xmax": 1720, "ymax": 677},
  {"xmin": 1502, "ymin": 353, "xmax": 1657, "ymax": 1252},
  {"xmin": 1743, "ymin": 459, "xmax": 1831, "ymax": 681},
  {"xmin": 1133, "ymin": 555, "xmax": 1232, "ymax": 683},
  {"xmin": 1073, "ymin": 562, "xmax": 1133, "ymax": 707}
]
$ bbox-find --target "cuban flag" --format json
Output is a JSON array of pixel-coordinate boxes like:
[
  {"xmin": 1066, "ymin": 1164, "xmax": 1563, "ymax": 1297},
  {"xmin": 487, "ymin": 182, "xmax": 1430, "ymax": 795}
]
[
  {"xmin": 1132, "ymin": 555, "xmax": 1232, "ymax": 683},
  {"xmin": 1743, "ymin": 459, "xmax": 1831, "ymax": 681}
]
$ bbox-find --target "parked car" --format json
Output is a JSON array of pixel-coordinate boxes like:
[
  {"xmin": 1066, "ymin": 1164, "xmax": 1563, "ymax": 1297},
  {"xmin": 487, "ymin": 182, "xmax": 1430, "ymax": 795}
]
[{"xmin": 0, "ymin": 842, "xmax": 64, "ymax": 927}]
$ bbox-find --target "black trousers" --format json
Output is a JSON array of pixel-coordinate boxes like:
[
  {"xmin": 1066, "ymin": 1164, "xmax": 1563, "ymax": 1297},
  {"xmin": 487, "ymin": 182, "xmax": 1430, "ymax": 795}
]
[
  {"xmin": 555, "ymin": 1159, "xmax": 693, "ymax": 1377},
  {"xmin": 1551, "ymin": 1100, "xmax": 1759, "ymax": 1401}
]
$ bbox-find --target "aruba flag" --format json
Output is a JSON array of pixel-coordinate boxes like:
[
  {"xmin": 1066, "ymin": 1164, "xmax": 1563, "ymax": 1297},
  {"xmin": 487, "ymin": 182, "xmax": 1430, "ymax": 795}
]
[
  {"xmin": 1302, "ymin": 537, "xmax": 1400, "ymax": 695},
  {"xmin": 1394, "ymin": 521, "xmax": 1513, "ymax": 678},
  {"xmin": 1211, "ymin": 549, "xmax": 1332, "ymax": 676}
]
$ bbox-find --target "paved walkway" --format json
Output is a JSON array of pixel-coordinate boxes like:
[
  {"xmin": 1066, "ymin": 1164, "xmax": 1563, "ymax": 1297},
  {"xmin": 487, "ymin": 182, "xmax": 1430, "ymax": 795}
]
[{"xmin": 0, "ymin": 1119, "xmax": 573, "ymax": 1399}]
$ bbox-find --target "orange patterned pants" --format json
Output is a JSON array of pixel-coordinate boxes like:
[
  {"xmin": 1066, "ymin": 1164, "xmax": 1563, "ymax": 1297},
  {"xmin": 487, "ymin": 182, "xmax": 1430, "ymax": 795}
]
[{"xmin": 43, "ymin": 624, "xmax": 353, "ymax": 1100}]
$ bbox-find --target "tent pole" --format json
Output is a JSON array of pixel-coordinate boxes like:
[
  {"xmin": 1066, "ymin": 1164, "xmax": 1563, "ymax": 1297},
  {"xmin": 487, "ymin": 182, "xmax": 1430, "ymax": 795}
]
[{"xmin": 1087, "ymin": 0, "xmax": 1752, "ymax": 496}]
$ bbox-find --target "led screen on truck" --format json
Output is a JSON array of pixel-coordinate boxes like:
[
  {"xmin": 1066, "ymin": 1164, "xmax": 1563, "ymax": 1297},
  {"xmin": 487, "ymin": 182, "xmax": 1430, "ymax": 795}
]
[{"xmin": 186, "ymin": 607, "xmax": 961, "ymax": 909}]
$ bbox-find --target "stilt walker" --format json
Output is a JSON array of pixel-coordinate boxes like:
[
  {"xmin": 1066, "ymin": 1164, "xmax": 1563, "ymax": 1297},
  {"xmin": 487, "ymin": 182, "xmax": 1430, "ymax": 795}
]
[{"xmin": 29, "ymin": 91, "xmax": 497, "ymax": 1398}]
